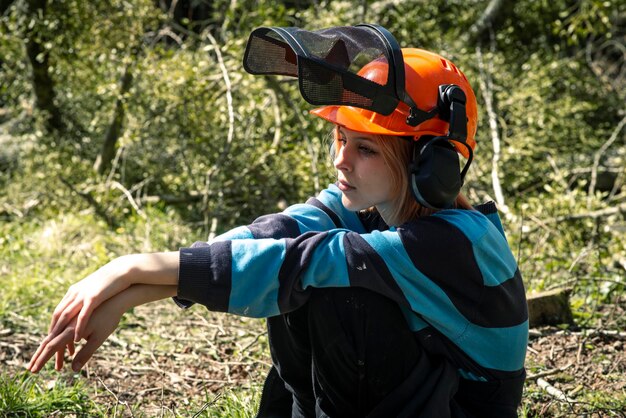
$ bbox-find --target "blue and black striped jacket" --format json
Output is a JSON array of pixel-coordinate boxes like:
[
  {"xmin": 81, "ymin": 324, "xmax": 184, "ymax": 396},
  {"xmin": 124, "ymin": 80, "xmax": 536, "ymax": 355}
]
[{"xmin": 175, "ymin": 184, "xmax": 528, "ymax": 411}]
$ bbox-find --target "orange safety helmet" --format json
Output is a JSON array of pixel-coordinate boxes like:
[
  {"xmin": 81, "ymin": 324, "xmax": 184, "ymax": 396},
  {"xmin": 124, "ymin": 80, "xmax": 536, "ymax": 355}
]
[{"xmin": 310, "ymin": 48, "xmax": 478, "ymax": 157}]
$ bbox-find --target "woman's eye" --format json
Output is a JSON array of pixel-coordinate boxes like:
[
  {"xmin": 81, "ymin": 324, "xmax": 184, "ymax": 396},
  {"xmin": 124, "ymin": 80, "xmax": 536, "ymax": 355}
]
[{"xmin": 359, "ymin": 146, "xmax": 375, "ymax": 155}]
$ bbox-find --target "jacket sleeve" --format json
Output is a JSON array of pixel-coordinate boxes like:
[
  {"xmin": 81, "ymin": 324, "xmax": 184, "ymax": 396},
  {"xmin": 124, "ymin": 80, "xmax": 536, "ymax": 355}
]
[
  {"xmin": 177, "ymin": 226, "xmax": 447, "ymax": 319},
  {"xmin": 210, "ymin": 184, "xmax": 366, "ymax": 242},
  {"xmin": 177, "ymin": 209, "xmax": 528, "ymax": 373},
  {"xmin": 173, "ymin": 185, "xmax": 360, "ymax": 308}
]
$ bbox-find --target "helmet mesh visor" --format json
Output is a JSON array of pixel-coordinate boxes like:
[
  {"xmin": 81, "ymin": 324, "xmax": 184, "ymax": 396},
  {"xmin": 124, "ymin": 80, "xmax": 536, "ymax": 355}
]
[
  {"xmin": 245, "ymin": 30, "xmax": 297, "ymax": 77},
  {"xmin": 244, "ymin": 26, "xmax": 400, "ymax": 115}
]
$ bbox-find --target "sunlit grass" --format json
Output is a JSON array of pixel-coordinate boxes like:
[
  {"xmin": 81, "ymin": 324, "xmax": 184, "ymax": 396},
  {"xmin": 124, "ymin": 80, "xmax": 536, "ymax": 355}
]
[{"xmin": 0, "ymin": 371, "xmax": 102, "ymax": 417}]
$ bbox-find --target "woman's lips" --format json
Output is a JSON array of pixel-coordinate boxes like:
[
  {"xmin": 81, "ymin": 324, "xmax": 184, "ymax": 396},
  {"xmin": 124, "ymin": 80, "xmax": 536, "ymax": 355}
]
[{"xmin": 337, "ymin": 180, "xmax": 355, "ymax": 192}]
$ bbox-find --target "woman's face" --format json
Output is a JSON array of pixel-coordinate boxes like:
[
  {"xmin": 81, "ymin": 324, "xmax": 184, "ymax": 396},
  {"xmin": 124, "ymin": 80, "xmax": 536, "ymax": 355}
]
[{"xmin": 334, "ymin": 127, "xmax": 396, "ymax": 221}]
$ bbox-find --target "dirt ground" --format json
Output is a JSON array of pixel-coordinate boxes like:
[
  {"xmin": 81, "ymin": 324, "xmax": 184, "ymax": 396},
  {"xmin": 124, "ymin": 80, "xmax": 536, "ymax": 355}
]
[
  {"xmin": 523, "ymin": 297, "xmax": 626, "ymax": 417},
  {"xmin": 524, "ymin": 328, "xmax": 626, "ymax": 416},
  {"xmin": 2, "ymin": 300, "xmax": 626, "ymax": 417}
]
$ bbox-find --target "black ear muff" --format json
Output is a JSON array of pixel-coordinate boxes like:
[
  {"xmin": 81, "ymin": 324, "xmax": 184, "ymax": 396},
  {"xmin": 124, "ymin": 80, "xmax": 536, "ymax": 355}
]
[
  {"xmin": 408, "ymin": 84, "xmax": 473, "ymax": 210},
  {"xmin": 410, "ymin": 138, "xmax": 462, "ymax": 209}
]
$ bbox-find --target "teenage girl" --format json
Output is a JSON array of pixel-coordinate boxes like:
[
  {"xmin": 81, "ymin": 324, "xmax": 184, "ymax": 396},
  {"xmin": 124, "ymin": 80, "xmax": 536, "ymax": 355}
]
[{"xmin": 29, "ymin": 46, "xmax": 528, "ymax": 417}]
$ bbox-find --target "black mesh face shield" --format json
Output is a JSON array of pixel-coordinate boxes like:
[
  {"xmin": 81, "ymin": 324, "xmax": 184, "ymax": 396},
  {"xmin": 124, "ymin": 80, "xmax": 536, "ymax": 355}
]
[{"xmin": 243, "ymin": 24, "xmax": 422, "ymax": 118}]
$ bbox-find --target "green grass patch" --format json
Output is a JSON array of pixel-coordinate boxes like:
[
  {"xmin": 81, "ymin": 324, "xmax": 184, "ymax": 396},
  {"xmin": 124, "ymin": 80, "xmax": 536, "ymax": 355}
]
[
  {"xmin": 185, "ymin": 385, "xmax": 261, "ymax": 418},
  {"xmin": 0, "ymin": 371, "xmax": 101, "ymax": 417}
]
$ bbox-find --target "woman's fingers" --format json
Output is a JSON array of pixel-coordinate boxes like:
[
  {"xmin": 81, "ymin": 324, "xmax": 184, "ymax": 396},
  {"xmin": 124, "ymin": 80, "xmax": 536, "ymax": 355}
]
[
  {"xmin": 55, "ymin": 349, "xmax": 64, "ymax": 371},
  {"xmin": 71, "ymin": 335, "xmax": 102, "ymax": 372},
  {"xmin": 71, "ymin": 297, "xmax": 125, "ymax": 372},
  {"xmin": 74, "ymin": 300, "xmax": 98, "ymax": 342},
  {"xmin": 28, "ymin": 331, "xmax": 59, "ymax": 370},
  {"xmin": 49, "ymin": 299, "xmax": 84, "ymax": 337},
  {"xmin": 28, "ymin": 327, "xmax": 74, "ymax": 373},
  {"xmin": 48, "ymin": 290, "xmax": 76, "ymax": 333}
]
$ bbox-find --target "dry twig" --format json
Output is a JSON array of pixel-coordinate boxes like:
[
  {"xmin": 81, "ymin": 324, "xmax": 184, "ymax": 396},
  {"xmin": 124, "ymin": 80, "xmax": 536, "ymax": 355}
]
[
  {"xmin": 527, "ymin": 362, "xmax": 573, "ymax": 380},
  {"xmin": 537, "ymin": 378, "xmax": 576, "ymax": 403},
  {"xmin": 96, "ymin": 376, "xmax": 136, "ymax": 418}
]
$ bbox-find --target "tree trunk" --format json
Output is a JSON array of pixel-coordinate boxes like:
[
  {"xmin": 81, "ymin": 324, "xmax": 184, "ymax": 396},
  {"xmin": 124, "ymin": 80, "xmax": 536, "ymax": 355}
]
[
  {"xmin": 466, "ymin": 0, "xmax": 514, "ymax": 44},
  {"xmin": 94, "ymin": 65, "xmax": 133, "ymax": 175},
  {"xmin": 24, "ymin": 0, "xmax": 64, "ymax": 132}
]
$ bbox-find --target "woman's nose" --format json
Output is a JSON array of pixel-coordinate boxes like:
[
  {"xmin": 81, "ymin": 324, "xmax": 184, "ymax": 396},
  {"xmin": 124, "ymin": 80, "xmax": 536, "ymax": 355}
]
[{"xmin": 334, "ymin": 144, "xmax": 352, "ymax": 172}]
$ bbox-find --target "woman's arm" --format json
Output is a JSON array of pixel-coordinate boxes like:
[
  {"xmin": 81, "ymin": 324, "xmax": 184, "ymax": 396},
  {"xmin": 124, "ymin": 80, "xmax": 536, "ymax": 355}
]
[
  {"xmin": 47, "ymin": 187, "xmax": 354, "ymax": 346},
  {"xmin": 49, "ymin": 251, "xmax": 179, "ymax": 343},
  {"xmin": 29, "ymin": 284, "xmax": 177, "ymax": 373}
]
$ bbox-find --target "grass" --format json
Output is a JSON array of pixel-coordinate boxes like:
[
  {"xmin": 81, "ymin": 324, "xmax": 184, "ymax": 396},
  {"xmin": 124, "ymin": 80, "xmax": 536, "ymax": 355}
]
[
  {"xmin": 0, "ymin": 370, "xmax": 261, "ymax": 417},
  {"xmin": 191, "ymin": 386, "xmax": 261, "ymax": 418},
  {"xmin": 0, "ymin": 371, "xmax": 101, "ymax": 417}
]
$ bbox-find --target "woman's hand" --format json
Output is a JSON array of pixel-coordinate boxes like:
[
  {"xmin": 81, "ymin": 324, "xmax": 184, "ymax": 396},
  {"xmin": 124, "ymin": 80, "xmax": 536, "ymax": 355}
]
[
  {"xmin": 28, "ymin": 284, "xmax": 177, "ymax": 373},
  {"xmin": 48, "ymin": 255, "xmax": 134, "ymax": 343},
  {"xmin": 48, "ymin": 252, "xmax": 179, "ymax": 343},
  {"xmin": 28, "ymin": 291, "xmax": 126, "ymax": 373}
]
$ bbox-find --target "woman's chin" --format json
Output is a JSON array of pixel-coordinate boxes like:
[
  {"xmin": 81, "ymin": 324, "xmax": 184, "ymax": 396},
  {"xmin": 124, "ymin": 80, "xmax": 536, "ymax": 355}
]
[{"xmin": 341, "ymin": 195, "xmax": 364, "ymax": 212}]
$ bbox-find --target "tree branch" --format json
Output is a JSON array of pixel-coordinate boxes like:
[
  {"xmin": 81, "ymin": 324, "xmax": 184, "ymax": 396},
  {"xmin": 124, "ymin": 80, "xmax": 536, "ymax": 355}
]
[
  {"xmin": 537, "ymin": 378, "xmax": 576, "ymax": 403},
  {"xmin": 266, "ymin": 78, "xmax": 321, "ymax": 192},
  {"xmin": 466, "ymin": 0, "xmax": 514, "ymax": 44},
  {"xmin": 588, "ymin": 114, "xmax": 626, "ymax": 206},
  {"xmin": 526, "ymin": 202, "xmax": 626, "ymax": 233},
  {"xmin": 60, "ymin": 178, "xmax": 118, "ymax": 229},
  {"xmin": 476, "ymin": 45, "xmax": 511, "ymax": 217},
  {"xmin": 201, "ymin": 32, "xmax": 235, "ymax": 238}
]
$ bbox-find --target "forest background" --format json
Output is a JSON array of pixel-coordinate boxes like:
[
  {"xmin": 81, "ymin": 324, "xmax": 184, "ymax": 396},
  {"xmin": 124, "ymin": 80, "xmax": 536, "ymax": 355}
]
[{"xmin": 0, "ymin": 0, "xmax": 624, "ymax": 416}]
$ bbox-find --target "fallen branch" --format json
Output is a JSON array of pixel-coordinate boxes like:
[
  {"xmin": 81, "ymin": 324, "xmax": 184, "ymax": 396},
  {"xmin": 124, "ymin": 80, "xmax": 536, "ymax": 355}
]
[
  {"xmin": 555, "ymin": 328, "xmax": 626, "ymax": 340},
  {"xmin": 527, "ymin": 363, "xmax": 573, "ymax": 380},
  {"xmin": 192, "ymin": 393, "xmax": 222, "ymax": 418},
  {"xmin": 96, "ymin": 376, "xmax": 136, "ymax": 418},
  {"xmin": 537, "ymin": 378, "xmax": 576, "ymax": 403}
]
